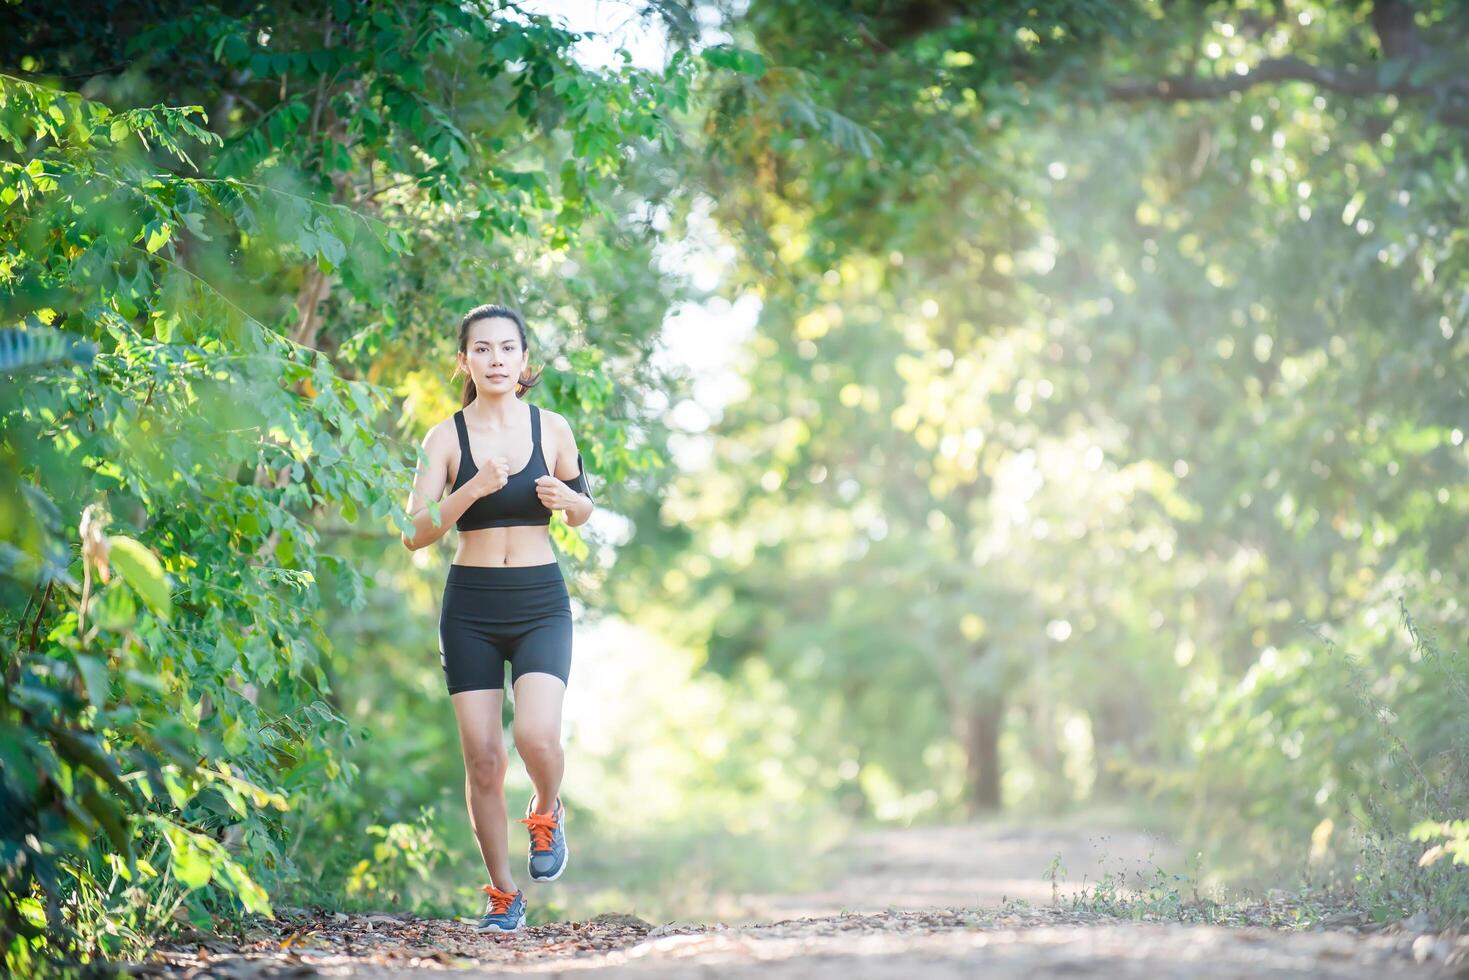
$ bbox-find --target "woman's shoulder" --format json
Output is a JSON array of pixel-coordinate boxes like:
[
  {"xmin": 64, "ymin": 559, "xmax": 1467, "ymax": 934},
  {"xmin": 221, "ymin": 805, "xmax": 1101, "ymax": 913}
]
[
  {"xmin": 533, "ymin": 403, "xmax": 570, "ymax": 431},
  {"xmin": 421, "ymin": 412, "xmax": 461, "ymax": 453}
]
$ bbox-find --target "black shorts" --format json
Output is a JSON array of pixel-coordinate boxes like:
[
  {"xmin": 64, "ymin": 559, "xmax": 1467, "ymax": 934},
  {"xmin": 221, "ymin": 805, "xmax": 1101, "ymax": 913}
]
[{"xmin": 438, "ymin": 562, "xmax": 572, "ymax": 695}]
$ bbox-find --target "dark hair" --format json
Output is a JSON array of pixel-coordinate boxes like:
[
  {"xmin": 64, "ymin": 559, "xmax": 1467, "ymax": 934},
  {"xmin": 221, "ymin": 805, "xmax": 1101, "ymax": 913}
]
[{"xmin": 457, "ymin": 303, "xmax": 542, "ymax": 406}]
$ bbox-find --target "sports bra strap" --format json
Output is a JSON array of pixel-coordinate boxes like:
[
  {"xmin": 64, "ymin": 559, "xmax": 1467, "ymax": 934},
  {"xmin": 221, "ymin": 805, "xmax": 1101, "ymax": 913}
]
[
  {"xmin": 530, "ymin": 403, "xmax": 541, "ymax": 453},
  {"xmin": 452, "ymin": 410, "xmax": 473, "ymax": 467}
]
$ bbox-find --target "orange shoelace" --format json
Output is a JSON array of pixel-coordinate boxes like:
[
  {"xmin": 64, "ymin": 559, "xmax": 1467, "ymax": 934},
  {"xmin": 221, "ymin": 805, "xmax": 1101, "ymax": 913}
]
[
  {"xmin": 481, "ymin": 883, "xmax": 518, "ymax": 915},
  {"xmin": 518, "ymin": 803, "xmax": 562, "ymax": 852}
]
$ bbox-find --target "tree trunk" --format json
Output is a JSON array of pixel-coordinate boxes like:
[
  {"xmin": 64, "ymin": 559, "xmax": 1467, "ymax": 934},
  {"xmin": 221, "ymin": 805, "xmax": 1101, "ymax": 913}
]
[
  {"xmin": 1088, "ymin": 696, "xmax": 1131, "ymax": 797},
  {"xmin": 964, "ymin": 695, "xmax": 1003, "ymax": 813}
]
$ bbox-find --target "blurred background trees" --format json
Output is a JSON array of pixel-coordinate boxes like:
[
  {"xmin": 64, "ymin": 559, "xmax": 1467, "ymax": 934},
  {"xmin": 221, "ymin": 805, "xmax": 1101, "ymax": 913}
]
[{"xmin": 2, "ymin": 0, "xmax": 1466, "ymax": 973}]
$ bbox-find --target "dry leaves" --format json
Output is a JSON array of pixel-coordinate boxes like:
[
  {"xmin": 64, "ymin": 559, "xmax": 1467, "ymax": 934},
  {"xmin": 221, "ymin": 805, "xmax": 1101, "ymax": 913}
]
[{"xmin": 118, "ymin": 902, "xmax": 1465, "ymax": 979}]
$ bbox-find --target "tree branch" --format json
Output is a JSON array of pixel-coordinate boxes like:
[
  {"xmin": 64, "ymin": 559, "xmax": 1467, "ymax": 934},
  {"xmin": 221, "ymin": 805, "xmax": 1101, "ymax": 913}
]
[
  {"xmin": 1105, "ymin": 0, "xmax": 1469, "ymax": 124},
  {"xmin": 1107, "ymin": 55, "xmax": 1405, "ymax": 102},
  {"xmin": 1106, "ymin": 52, "xmax": 1469, "ymax": 129}
]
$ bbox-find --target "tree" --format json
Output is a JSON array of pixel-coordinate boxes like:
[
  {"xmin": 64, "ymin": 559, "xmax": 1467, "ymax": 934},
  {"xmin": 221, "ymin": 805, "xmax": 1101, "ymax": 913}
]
[
  {"xmin": 0, "ymin": 2, "xmax": 716, "ymax": 968},
  {"xmin": 628, "ymin": 0, "xmax": 1467, "ymax": 832}
]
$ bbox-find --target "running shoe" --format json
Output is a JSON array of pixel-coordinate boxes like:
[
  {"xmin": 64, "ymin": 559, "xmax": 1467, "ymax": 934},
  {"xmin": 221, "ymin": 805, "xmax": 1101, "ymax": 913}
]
[
  {"xmin": 519, "ymin": 794, "xmax": 568, "ymax": 882},
  {"xmin": 475, "ymin": 883, "xmax": 526, "ymax": 933}
]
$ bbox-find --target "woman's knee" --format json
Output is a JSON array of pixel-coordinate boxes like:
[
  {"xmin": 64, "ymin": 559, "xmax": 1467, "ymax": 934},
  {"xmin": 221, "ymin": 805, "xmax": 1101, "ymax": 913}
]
[
  {"xmin": 512, "ymin": 726, "xmax": 562, "ymax": 760},
  {"xmin": 465, "ymin": 746, "xmax": 510, "ymax": 789}
]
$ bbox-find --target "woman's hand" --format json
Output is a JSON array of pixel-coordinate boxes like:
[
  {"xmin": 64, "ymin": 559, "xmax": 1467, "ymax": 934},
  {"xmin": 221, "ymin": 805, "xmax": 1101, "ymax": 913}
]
[
  {"xmin": 534, "ymin": 475, "xmax": 581, "ymax": 512},
  {"xmin": 466, "ymin": 456, "xmax": 510, "ymax": 498}
]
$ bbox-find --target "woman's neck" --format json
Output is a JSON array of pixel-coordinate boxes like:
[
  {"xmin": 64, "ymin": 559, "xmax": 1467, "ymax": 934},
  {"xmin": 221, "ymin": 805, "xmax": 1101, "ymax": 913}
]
[{"xmin": 464, "ymin": 393, "xmax": 525, "ymax": 428}]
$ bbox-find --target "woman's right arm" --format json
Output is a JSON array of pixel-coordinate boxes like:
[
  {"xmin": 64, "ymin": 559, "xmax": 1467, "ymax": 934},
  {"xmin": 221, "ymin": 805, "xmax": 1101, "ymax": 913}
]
[{"xmin": 401, "ymin": 423, "xmax": 501, "ymax": 551}]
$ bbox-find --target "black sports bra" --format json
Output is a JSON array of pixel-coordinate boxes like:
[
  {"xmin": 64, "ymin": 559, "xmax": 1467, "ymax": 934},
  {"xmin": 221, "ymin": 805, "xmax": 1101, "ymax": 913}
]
[{"xmin": 451, "ymin": 403, "xmax": 553, "ymax": 530}]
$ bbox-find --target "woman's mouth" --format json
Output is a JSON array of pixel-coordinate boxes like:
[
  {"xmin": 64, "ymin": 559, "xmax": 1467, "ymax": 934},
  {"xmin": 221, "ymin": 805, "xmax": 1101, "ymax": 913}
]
[{"xmin": 488, "ymin": 373, "xmax": 508, "ymax": 381}]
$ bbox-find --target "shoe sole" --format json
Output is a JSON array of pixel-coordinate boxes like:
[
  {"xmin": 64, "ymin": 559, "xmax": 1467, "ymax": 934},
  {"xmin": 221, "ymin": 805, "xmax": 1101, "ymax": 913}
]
[
  {"xmin": 475, "ymin": 911, "xmax": 526, "ymax": 933},
  {"xmin": 528, "ymin": 838, "xmax": 569, "ymax": 882}
]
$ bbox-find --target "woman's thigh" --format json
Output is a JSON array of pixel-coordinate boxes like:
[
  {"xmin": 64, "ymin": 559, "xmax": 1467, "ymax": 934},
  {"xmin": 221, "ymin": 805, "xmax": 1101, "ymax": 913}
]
[
  {"xmin": 511, "ymin": 672, "xmax": 566, "ymax": 752},
  {"xmin": 452, "ymin": 688, "xmax": 509, "ymax": 770},
  {"xmin": 509, "ymin": 617, "xmax": 570, "ymax": 740}
]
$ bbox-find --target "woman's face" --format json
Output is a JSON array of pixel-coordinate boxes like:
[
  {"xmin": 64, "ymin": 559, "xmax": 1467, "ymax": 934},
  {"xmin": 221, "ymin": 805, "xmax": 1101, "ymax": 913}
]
[{"xmin": 461, "ymin": 316, "xmax": 526, "ymax": 394}]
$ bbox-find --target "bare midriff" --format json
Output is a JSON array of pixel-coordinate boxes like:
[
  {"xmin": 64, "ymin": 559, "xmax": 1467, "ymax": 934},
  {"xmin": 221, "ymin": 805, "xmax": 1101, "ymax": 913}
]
[{"xmin": 453, "ymin": 525, "xmax": 556, "ymax": 567}]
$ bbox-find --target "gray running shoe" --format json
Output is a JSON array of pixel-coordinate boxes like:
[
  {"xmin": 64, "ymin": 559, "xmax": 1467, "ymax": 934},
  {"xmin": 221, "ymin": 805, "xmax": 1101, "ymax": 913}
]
[
  {"xmin": 519, "ymin": 795, "xmax": 568, "ymax": 882},
  {"xmin": 475, "ymin": 884, "xmax": 526, "ymax": 932}
]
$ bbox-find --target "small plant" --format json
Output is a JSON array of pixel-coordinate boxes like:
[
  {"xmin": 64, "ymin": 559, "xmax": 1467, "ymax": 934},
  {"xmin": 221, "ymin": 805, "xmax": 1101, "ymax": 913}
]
[
  {"xmin": 343, "ymin": 806, "xmax": 447, "ymax": 907},
  {"xmin": 1043, "ymin": 853, "xmax": 1066, "ymax": 906},
  {"xmin": 1308, "ymin": 602, "xmax": 1469, "ymax": 931},
  {"xmin": 1056, "ymin": 851, "xmax": 1259, "ymax": 927}
]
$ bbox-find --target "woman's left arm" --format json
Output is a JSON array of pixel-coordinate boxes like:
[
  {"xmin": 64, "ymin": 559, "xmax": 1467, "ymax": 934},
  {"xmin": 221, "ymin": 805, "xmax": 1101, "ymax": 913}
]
[{"xmin": 535, "ymin": 412, "xmax": 595, "ymax": 528}]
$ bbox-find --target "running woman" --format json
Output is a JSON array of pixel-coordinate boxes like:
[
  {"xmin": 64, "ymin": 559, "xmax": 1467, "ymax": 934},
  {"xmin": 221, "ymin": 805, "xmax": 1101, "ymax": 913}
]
[{"xmin": 401, "ymin": 304, "xmax": 594, "ymax": 933}]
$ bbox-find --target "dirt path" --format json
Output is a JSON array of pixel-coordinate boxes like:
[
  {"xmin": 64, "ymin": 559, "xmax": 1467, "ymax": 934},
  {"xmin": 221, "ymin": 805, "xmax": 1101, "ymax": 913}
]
[
  {"xmin": 126, "ymin": 819, "xmax": 1466, "ymax": 978},
  {"xmin": 734, "ymin": 815, "xmax": 1184, "ymax": 919}
]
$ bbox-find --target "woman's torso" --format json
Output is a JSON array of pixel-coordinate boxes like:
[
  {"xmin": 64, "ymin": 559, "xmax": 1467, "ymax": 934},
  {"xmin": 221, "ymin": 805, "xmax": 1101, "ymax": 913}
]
[{"xmin": 449, "ymin": 401, "xmax": 558, "ymax": 567}]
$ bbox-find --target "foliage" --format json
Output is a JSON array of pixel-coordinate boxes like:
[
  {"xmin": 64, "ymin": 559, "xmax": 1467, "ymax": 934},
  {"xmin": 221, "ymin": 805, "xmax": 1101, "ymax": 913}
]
[
  {"xmin": 625, "ymin": 0, "xmax": 1469, "ymax": 927},
  {"xmin": 342, "ymin": 807, "xmax": 446, "ymax": 905},
  {"xmin": 0, "ymin": 1, "xmax": 708, "ymax": 972}
]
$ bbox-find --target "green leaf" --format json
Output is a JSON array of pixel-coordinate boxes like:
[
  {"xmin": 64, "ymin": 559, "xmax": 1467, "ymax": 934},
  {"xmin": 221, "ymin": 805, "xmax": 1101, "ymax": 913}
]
[
  {"xmin": 222, "ymin": 718, "xmax": 249, "ymax": 755},
  {"xmin": 93, "ymin": 580, "xmax": 137, "ymax": 632},
  {"xmin": 179, "ymin": 208, "xmax": 211, "ymax": 241},
  {"xmin": 165, "ymin": 827, "xmax": 213, "ymax": 889},
  {"xmin": 73, "ymin": 652, "xmax": 112, "ymax": 708},
  {"xmin": 492, "ymin": 33, "xmax": 527, "ymax": 62},
  {"xmin": 143, "ymin": 221, "xmax": 172, "ymax": 254},
  {"xmin": 107, "ymin": 535, "xmax": 172, "ymax": 619},
  {"xmin": 220, "ymin": 860, "xmax": 274, "ymax": 915},
  {"xmin": 78, "ymin": 781, "xmax": 133, "ymax": 858},
  {"xmin": 701, "ymin": 44, "xmax": 767, "ymax": 79},
  {"xmin": 47, "ymin": 725, "xmax": 142, "ymax": 810}
]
